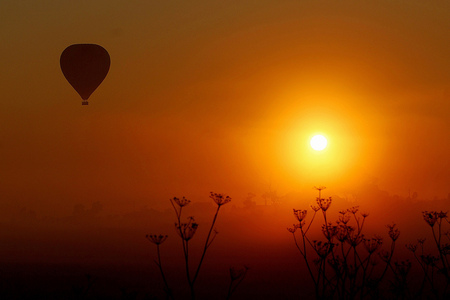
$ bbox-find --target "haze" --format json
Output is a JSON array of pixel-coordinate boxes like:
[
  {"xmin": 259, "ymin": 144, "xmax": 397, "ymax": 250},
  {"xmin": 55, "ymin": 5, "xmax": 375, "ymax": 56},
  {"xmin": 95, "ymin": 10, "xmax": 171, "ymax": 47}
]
[{"xmin": 0, "ymin": 1, "xmax": 448, "ymax": 299}]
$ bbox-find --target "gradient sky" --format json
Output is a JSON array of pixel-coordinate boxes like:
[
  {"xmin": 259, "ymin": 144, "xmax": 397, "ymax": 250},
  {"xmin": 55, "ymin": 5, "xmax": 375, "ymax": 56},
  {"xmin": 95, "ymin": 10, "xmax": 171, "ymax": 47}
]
[{"xmin": 1, "ymin": 0, "xmax": 449, "ymax": 216}]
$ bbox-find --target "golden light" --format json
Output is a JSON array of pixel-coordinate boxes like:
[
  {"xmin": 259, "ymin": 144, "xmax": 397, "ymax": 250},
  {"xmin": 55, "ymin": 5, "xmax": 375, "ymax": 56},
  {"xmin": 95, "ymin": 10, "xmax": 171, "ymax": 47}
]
[
  {"xmin": 268, "ymin": 84, "xmax": 380, "ymax": 194},
  {"xmin": 310, "ymin": 135, "xmax": 327, "ymax": 151}
]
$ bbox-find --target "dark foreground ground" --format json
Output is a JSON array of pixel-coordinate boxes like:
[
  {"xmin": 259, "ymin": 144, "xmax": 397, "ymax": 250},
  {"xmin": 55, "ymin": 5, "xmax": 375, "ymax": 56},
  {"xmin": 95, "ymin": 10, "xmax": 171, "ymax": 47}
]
[
  {"xmin": 0, "ymin": 261, "xmax": 311, "ymax": 300},
  {"xmin": 0, "ymin": 261, "xmax": 446, "ymax": 300}
]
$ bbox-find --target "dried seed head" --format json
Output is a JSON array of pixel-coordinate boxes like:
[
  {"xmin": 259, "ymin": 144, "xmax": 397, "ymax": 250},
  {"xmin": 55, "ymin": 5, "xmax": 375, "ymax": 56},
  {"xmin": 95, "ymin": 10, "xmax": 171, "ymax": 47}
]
[
  {"xmin": 175, "ymin": 218, "xmax": 199, "ymax": 241},
  {"xmin": 146, "ymin": 234, "xmax": 168, "ymax": 245},
  {"xmin": 423, "ymin": 211, "xmax": 438, "ymax": 227},
  {"xmin": 406, "ymin": 243, "xmax": 417, "ymax": 253},
  {"xmin": 172, "ymin": 196, "xmax": 191, "ymax": 207},
  {"xmin": 363, "ymin": 235, "xmax": 383, "ymax": 254},
  {"xmin": 293, "ymin": 209, "xmax": 307, "ymax": 222},
  {"xmin": 387, "ymin": 224, "xmax": 400, "ymax": 241},
  {"xmin": 348, "ymin": 206, "xmax": 359, "ymax": 215},
  {"xmin": 316, "ymin": 197, "xmax": 332, "ymax": 211},
  {"xmin": 210, "ymin": 192, "xmax": 231, "ymax": 207},
  {"xmin": 311, "ymin": 205, "xmax": 320, "ymax": 212}
]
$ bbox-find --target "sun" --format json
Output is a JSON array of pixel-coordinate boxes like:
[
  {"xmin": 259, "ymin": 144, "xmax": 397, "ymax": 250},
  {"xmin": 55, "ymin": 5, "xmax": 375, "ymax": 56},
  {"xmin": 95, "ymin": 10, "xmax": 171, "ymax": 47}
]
[{"xmin": 310, "ymin": 135, "xmax": 327, "ymax": 151}]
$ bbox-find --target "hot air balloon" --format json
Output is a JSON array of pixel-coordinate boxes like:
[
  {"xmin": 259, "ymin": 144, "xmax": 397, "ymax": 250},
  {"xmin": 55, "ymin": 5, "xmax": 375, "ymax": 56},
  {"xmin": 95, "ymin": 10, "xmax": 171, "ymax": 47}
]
[{"xmin": 60, "ymin": 44, "xmax": 110, "ymax": 105}]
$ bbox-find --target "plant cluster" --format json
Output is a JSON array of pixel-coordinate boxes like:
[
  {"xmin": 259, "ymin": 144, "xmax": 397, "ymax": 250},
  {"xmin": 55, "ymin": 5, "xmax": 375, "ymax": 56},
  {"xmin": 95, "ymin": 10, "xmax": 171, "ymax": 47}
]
[
  {"xmin": 146, "ymin": 193, "xmax": 247, "ymax": 300},
  {"xmin": 289, "ymin": 188, "xmax": 450, "ymax": 299},
  {"xmin": 288, "ymin": 190, "xmax": 406, "ymax": 299},
  {"xmin": 406, "ymin": 210, "xmax": 449, "ymax": 298}
]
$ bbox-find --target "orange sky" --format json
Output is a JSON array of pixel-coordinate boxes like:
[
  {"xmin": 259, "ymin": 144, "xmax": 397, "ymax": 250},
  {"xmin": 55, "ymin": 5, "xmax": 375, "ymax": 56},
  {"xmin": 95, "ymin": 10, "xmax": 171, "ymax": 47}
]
[{"xmin": 0, "ymin": 1, "xmax": 449, "ymax": 215}]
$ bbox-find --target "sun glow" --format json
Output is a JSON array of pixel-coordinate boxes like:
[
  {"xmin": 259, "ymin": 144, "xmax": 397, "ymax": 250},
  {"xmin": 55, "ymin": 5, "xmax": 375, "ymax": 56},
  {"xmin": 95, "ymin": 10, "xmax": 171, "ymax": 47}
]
[
  {"xmin": 274, "ymin": 98, "xmax": 370, "ymax": 191},
  {"xmin": 310, "ymin": 135, "xmax": 327, "ymax": 151}
]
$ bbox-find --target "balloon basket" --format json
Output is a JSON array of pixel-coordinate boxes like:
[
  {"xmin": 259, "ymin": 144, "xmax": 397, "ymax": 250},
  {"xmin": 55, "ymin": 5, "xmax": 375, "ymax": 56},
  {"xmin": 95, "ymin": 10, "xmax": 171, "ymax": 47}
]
[{"xmin": 82, "ymin": 100, "xmax": 89, "ymax": 105}]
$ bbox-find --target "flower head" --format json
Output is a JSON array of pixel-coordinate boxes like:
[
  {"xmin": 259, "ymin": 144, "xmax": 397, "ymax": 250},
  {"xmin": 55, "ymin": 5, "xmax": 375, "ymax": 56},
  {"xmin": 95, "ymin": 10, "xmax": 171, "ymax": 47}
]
[
  {"xmin": 421, "ymin": 254, "xmax": 439, "ymax": 266},
  {"xmin": 287, "ymin": 223, "xmax": 302, "ymax": 233},
  {"xmin": 327, "ymin": 257, "xmax": 342, "ymax": 272},
  {"xmin": 210, "ymin": 192, "xmax": 231, "ymax": 207},
  {"xmin": 175, "ymin": 217, "xmax": 198, "ymax": 241},
  {"xmin": 379, "ymin": 250, "xmax": 391, "ymax": 262},
  {"xmin": 313, "ymin": 241, "xmax": 335, "ymax": 258},
  {"xmin": 321, "ymin": 223, "xmax": 338, "ymax": 240},
  {"xmin": 146, "ymin": 234, "xmax": 168, "ymax": 245},
  {"xmin": 348, "ymin": 206, "xmax": 359, "ymax": 215},
  {"xmin": 171, "ymin": 196, "xmax": 191, "ymax": 207},
  {"xmin": 336, "ymin": 225, "xmax": 350, "ymax": 242},
  {"xmin": 406, "ymin": 243, "xmax": 417, "ymax": 253},
  {"xmin": 293, "ymin": 209, "xmax": 307, "ymax": 222},
  {"xmin": 423, "ymin": 211, "xmax": 438, "ymax": 227},
  {"xmin": 347, "ymin": 232, "xmax": 364, "ymax": 247},
  {"xmin": 387, "ymin": 224, "xmax": 400, "ymax": 241},
  {"xmin": 394, "ymin": 260, "xmax": 411, "ymax": 277},
  {"xmin": 229, "ymin": 266, "xmax": 249, "ymax": 281},
  {"xmin": 338, "ymin": 212, "xmax": 351, "ymax": 224},
  {"xmin": 316, "ymin": 197, "xmax": 332, "ymax": 211},
  {"xmin": 287, "ymin": 227, "xmax": 296, "ymax": 233},
  {"xmin": 311, "ymin": 205, "xmax": 320, "ymax": 212},
  {"xmin": 437, "ymin": 211, "xmax": 448, "ymax": 219},
  {"xmin": 363, "ymin": 235, "xmax": 383, "ymax": 254}
]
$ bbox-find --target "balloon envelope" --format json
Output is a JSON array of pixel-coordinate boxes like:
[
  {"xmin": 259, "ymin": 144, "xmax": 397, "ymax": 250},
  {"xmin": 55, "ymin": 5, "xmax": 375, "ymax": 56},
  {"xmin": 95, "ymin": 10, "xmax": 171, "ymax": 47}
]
[{"xmin": 60, "ymin": 44, "xmax": 110, "ymax": 103}]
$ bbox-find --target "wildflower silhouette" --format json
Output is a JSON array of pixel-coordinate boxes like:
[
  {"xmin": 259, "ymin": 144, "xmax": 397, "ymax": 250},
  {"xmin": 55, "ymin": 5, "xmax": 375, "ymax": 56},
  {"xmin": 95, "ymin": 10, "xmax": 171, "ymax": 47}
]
[
  {"xmin": 175, "ymin": 217, "xmax": 199, "ymax": 241},
  {"xmin": 172, "ymin": 196, "xmax": 191, "ymax": 207},
  {"xmin": 148, "ymin": 193, "xmax": 243, "ymax": 300},
  {"xmin": 226, "ymin": 265, "xmax": 249, "ymax": 300},
  {"xmin": 146, "ymin": 234, "xmax": 173, "ymax": 299},
  {"xmin": 210, "ymin": 192, "xmax": 231, "ymax": 207},
  {"xmin": 293, "ymin": 209, "xmax": 308, "ymax": 222},
  {"xmin": 406, "ymin": 210, "xmax": 449, "ymax": 298},
  {"xmin": 147, "ymin": 234, "xmax": 168, "ymax": 245},
  {"xmin": 387, "ymin": 224, "xmax": 400, "ymax": 241},
  {"xmin": 288, "ymin": 187, "xmax": 401, "ymax": 299}
]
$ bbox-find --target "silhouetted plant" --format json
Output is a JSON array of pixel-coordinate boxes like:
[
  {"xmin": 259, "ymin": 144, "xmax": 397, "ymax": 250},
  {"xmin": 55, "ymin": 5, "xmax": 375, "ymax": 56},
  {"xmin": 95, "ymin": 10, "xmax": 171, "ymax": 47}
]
[
  {"xmin": 406, "ymin": 210, "xmax": 449, "ymax": 298},
  {"xmin": 226, "ymin": 265, "xmax": 249, "ymax": 300},
  {"xmin": 288, "ymin": 188, "xmax": 400, "ymax": 299},
  {"xmin": 388, "ymin": 259, "xmax": 412, "ymax": 299},
  {"xmin": 147, "ymin": 192, "xmax": 244, "ymax": 300},
  {"xmin": 146, "ymin": 234, "xmax": 172, "ymax": 299}
]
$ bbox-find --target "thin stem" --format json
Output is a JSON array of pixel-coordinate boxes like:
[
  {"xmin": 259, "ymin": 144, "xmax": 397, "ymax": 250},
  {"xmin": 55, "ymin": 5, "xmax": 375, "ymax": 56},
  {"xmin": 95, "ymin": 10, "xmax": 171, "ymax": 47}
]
[
  {"xmin": 170, "ymin": 202, "xmax": 193, "ymax": 298},
  {"xmin": 359, "ymin": 252, "xmax": 372, "ymax": 300},
  {"xmin": 299, "ymin": 227, "xmax": 317, "ymax": 287},
  {"xmin": 193, "ymin": 205, "xmax": 221, "ymax": 285},
  {"xmin": 379, "ymin": 240, "xmax": 395, "ymax": 282},
  {"xmin": 185, "ymin": 241, "xmax": 196, "ymax": 300},
  {"xmin": 292, "ymin": 232, "xmax": 304, "ymax": 256},
  {"xmin": 225, "ymin": 279, "xmax": 233, "ymax": 300},
  {"xmin": 305, "ymin": 211, "xmax": 317, "ymax": 234},
  {"xmin": 226, "ymin": 268, "xmax": 248, "ymax": 300},
  {"xmin": 156, "ymin": 244, "xmax": 174, "ymax": 300},
  {"xmin": 432, "ymin": 221, "xmax": 449, "ymax": 279}
]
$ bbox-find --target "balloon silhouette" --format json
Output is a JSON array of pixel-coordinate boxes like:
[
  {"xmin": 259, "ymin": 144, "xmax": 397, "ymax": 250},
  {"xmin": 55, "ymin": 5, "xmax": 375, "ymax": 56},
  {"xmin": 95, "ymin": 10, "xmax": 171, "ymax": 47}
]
[{"xmin": 60, "ymin": 44, "xmax": 110, "ymax": 105}]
